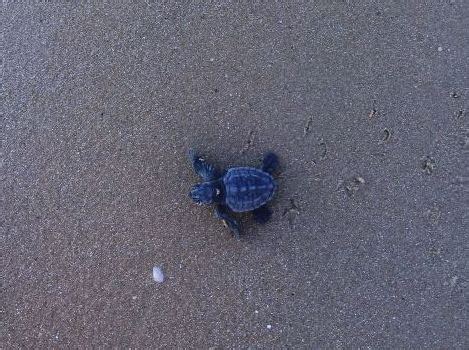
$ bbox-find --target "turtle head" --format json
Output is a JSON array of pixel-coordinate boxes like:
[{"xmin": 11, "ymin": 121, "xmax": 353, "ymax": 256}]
[{"xmin": 190, "ymin": 182, "xmax": 220, "ymax": 205}]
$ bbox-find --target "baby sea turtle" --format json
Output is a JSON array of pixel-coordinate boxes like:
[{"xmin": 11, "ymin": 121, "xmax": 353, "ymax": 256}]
[{"xmin": 188, "ymin": 149, "xmax": 279, "ymax": 238}]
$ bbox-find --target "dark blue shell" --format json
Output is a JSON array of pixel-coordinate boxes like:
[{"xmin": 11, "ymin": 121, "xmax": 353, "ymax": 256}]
[{"xmin": 223, "ymin": 167, "xmax": 277, "ymax": 212}]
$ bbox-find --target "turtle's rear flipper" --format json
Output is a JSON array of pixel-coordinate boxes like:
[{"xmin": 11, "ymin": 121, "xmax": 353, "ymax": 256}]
[
  {"xmin": 252, "ymin": 205, "xmax": 272, "ymax": 224},
  {"xmin": 215, "ymin": 205, "xmax": 240, "ymax": 239},
  {"xmin": 262, "ymin": 152, "xmax": 279, "ymax": 174},
  {"xmin": 188, "ymin": 149, "xmax": 219, "ymax": 181}
]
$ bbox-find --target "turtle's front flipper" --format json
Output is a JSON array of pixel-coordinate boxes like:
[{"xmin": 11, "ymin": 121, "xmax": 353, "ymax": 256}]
[
  {"xmin": 252, "ymin": 204, "xmax": 272, "ymax": 224},
  {"xmin": 215, "ymin": 205, "xmax": 240, "ymax": 239},
  {"xmin": 188, "ymin": 149, "xmax": 219, "ymax": 181},
  {"xmin": 262, "ymin": 152, "xmax": 279, "ymax": 174}
]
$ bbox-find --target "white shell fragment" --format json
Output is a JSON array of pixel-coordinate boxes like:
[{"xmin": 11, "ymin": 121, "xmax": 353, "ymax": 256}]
[{"xmin": 153, "ymin": 266, "xmax": 165, "ymax": 283}]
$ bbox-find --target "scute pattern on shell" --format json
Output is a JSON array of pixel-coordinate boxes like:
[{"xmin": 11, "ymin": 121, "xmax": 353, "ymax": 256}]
[{"xmin": 223, "ymin": 167, "xmax": 277, "ymax": 212}]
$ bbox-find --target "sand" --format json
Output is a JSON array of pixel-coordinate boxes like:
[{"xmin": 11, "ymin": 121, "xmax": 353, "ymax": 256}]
[{"xmin": 3, "ymin": 1, "xmax": 468, "ymax": 348}]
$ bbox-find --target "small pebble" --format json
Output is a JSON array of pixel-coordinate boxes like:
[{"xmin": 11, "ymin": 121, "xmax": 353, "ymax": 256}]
[
  {"xmin": 153, "ymin": 266, "xmax": 165, "ymax": 283},
  {"xmin": 437, "ymin": 46, "xmax": 443, "ymax": 52},
  {"xmin": 267, "ymin": 324, "xmax": 272, "ymax": 329}
]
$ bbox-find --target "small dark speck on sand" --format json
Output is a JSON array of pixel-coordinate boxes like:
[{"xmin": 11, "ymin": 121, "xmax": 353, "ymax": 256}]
[{"xmin": 422, "ymin": 156, "xmax": 436, "ymax": 175}]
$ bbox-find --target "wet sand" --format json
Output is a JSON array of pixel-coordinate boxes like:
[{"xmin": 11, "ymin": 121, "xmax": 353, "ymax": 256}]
[{"xmin": 3, "ymin": 2, "xmax": 468, "ymax": 348}]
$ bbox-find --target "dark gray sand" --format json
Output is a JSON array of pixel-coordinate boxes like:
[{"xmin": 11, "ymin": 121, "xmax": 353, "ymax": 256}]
[{"xmin": 3, "ymin": 1, "xmax": 468, "ymax": 348}]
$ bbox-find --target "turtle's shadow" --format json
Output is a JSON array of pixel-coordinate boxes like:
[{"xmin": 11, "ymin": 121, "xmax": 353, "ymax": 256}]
[{"xmin": 232, "ymin": 213, "xmax": 280, "ymax": 243}]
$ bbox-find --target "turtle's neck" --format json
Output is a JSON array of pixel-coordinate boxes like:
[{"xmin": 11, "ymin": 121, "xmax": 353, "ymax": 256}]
[{"xmin": 210, "ymin": 178, "xmax": 226, "ymax": 203}]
